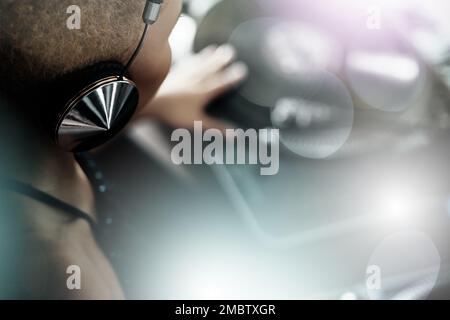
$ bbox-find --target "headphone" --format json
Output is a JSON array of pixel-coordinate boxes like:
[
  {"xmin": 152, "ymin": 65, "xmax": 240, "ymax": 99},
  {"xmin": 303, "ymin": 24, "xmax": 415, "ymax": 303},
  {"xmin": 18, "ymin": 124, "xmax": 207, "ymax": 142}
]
[{"xmin": 53, "ymin": 0, "xmax": 164, "ymax": 152}]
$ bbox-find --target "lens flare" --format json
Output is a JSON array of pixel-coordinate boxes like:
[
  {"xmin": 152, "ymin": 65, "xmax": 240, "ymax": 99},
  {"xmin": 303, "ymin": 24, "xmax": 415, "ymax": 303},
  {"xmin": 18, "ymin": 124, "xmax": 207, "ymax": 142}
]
[
  {"xmin": 271, "ymin": 74, "xmax": 353, "ymax": 159},
  {"xmin": 346, "ymin": 51, "xmax": 426, "ymax": 112},
  {"xmin": 367, "ymin": 231, "xmax": 441, "ymax": 300}
]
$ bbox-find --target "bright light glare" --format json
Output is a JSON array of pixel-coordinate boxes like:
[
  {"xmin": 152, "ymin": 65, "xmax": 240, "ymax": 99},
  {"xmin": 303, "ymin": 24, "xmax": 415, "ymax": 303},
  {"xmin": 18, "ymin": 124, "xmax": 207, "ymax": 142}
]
[
  {"xmin": 347, "ymin": 52, "xmax": 420, "ymax": 83},
  {"xmin": 165, "ymin": 246, "xmax": 306, "ymax": 299},
  {"xmin": 345, "ymin": 50, "xmax": 425, "ymax": 112},
  {"xmin": 374, "ymin": 180, "xmax": 423, "ymax": 225},
  {"xmin": 264, "ymin": 22, "xmax": 341, "ymax": 75},
  {"xmin": 382, "ymin": 191, "xmax": 412, "ymax": 223},
  {"xmin": 174, "ymin": 253, "xmax": 251, "ymax": 299},
  {"xmin": 340, "ymin": 0, "xmax": 411, "ymax": 11},
  {"xmin": 340, "ymin": 292, "xmax": 358, "ymax": 300}
]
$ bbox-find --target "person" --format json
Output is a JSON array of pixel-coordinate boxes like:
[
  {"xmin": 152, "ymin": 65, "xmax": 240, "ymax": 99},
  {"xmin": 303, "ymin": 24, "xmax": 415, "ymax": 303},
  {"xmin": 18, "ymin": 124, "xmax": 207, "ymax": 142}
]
[{"xmin": 0, "ymin": 0, "xmax": 246, "ymax": 299}]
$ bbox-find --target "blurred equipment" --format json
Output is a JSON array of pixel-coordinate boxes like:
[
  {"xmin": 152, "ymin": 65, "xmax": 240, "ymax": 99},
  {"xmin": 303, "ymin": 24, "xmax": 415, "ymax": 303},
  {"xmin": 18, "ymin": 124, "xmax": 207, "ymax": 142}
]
[
  {"xmin": 190, "ymin": 0, "xmax": 450, "ymax": 298},
  {"xmin": 270, "ymin": 73, "xmax": 354, "ymax": 159},
  {"xmin": 122, "ymin": 0, "xmax": 450, "ymax": 300}
]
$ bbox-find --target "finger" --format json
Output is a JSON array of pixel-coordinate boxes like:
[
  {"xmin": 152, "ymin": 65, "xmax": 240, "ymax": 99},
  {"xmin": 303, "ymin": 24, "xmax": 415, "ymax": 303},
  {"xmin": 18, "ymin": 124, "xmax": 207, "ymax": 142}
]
[
  {"xmin": 197, "ymin": 44, "xmax": 218, "ymax": 58},
  {"xmin": 171, "ymin": 45, "xmax": 218, "ymax": 74},
  {"xmin": 206, "ymin": 62, "xmax": 248, "ymax": 99},
  {"xmin": 190, "ymin": 45, "xmax": 218, "ymax": 65},
  {"xmin": 197, "ymin": 44, "xmax": 237, "ymax": 75}
]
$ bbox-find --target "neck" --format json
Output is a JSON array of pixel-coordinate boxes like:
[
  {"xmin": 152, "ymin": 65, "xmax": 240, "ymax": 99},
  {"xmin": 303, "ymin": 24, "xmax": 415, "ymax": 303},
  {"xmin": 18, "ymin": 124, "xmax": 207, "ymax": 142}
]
[{"xmin": 3, "ymin": 127, "xmax": 97, "ymax": 221}]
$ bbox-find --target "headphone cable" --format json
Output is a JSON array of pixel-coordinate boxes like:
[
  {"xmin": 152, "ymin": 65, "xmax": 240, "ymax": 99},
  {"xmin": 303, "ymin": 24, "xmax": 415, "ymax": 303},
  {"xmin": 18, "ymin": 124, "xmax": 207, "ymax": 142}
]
[
  {"xmin": 121, "ymin": 1, "xmax": 163, "ymax": 78},
  {"xmin": 121, "ymin": 23, "xmax": 150, "ymax": 78}
]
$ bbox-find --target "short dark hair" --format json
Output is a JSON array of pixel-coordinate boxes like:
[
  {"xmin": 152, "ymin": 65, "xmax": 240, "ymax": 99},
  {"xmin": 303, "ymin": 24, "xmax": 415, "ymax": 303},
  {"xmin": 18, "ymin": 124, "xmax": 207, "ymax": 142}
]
[{"xmin": 0, "ymin": 0, "xmax": 144, "ymax": 96}]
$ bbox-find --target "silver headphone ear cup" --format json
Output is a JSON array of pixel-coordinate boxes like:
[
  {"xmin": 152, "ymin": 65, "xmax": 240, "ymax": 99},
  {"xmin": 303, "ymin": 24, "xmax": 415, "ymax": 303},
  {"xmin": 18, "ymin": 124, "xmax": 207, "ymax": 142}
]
[{"xmin": 55, "ymin": 76, "xmax": 139, "ymax": 152}]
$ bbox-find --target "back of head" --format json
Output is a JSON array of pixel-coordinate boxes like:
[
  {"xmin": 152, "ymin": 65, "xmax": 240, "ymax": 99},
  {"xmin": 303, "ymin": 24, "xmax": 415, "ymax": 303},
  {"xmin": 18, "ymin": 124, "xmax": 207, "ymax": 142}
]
[{"xmin": 0, "ymin": 0, "xmax": 144, "ymax": 98}]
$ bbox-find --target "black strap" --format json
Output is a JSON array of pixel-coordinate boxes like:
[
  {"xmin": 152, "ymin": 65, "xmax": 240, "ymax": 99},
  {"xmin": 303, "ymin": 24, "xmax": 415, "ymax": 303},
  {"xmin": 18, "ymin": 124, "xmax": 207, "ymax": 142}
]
[{"xmin": 0, "ymin": 178, "xmax": 98, "ymax": 232}]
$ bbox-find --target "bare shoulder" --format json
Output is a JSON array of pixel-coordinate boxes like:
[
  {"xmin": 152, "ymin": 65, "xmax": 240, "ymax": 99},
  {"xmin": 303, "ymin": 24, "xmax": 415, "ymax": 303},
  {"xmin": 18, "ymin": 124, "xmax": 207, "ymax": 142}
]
[{"xmin": 8, "ymin": 194, "xmax": 124, "ymax": 300}]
